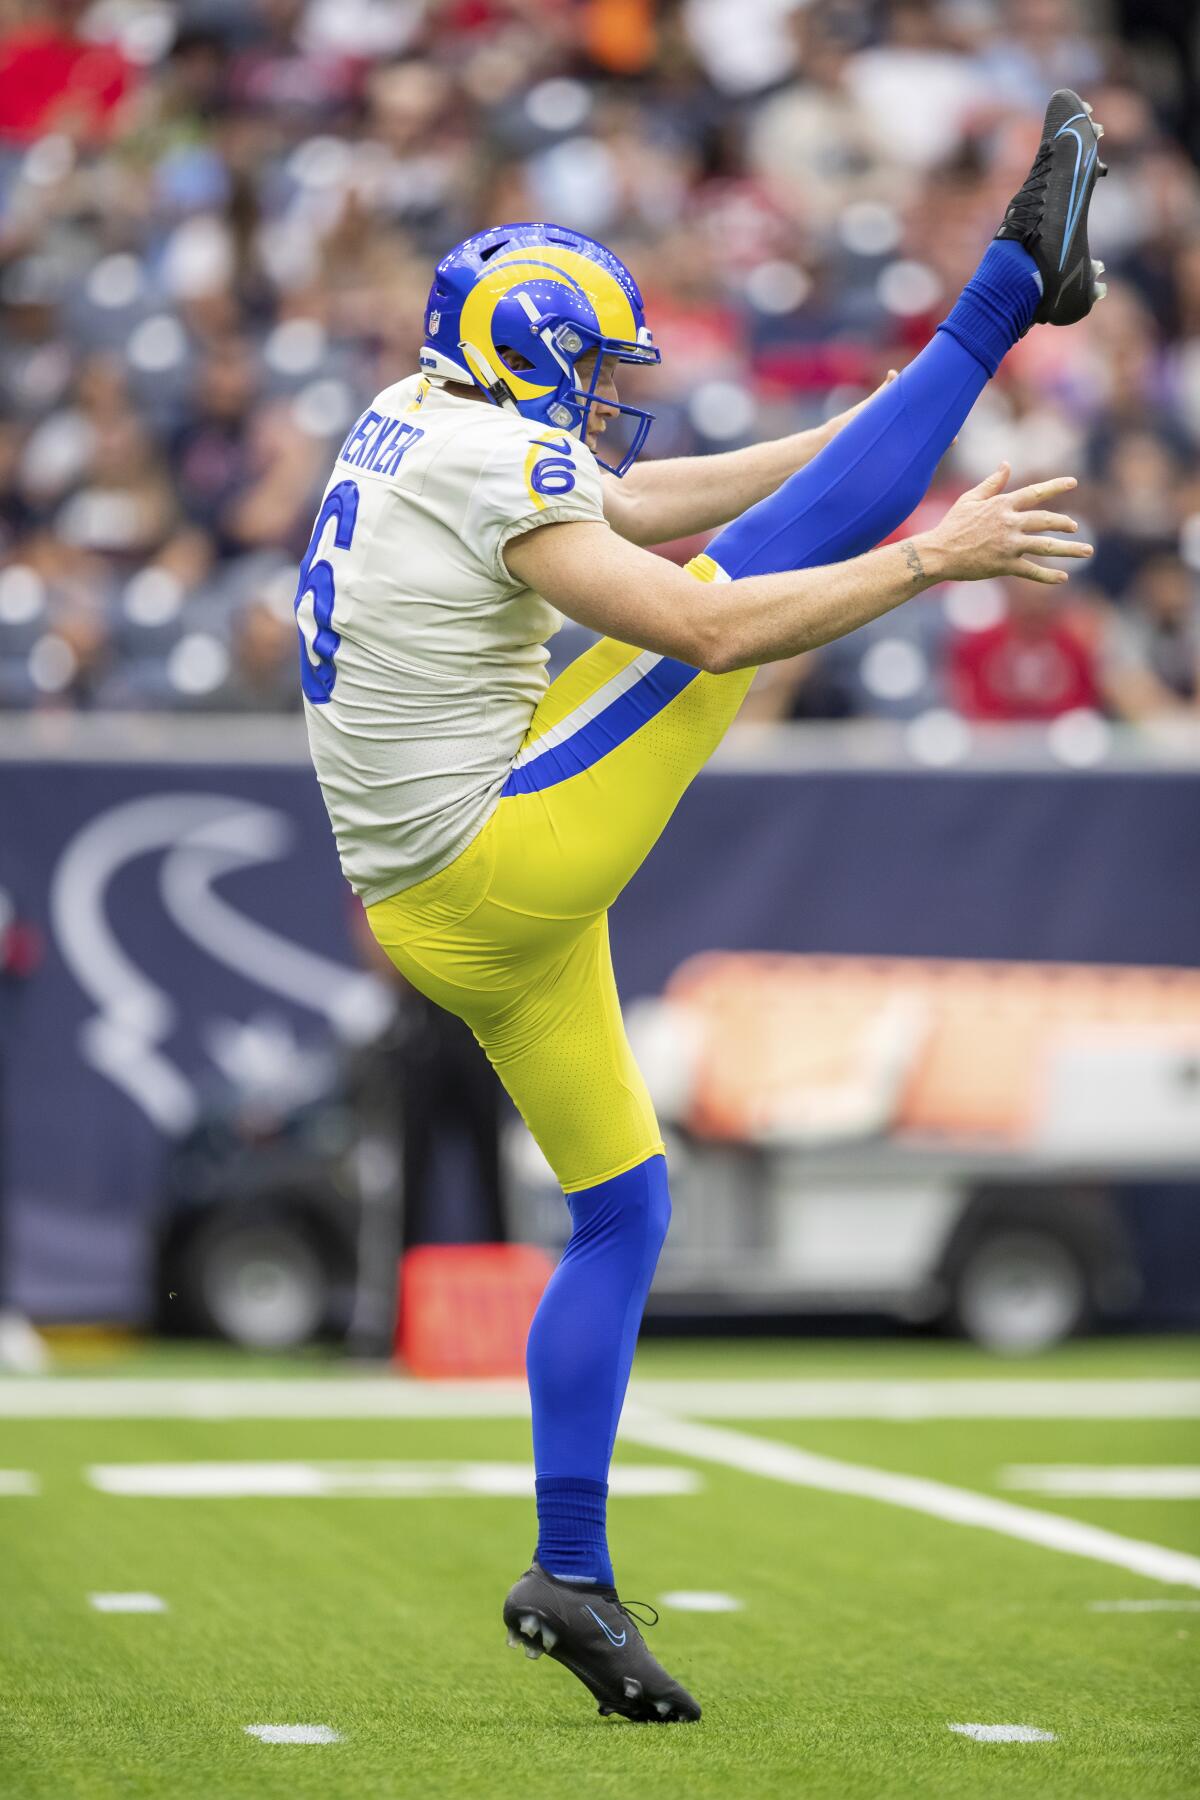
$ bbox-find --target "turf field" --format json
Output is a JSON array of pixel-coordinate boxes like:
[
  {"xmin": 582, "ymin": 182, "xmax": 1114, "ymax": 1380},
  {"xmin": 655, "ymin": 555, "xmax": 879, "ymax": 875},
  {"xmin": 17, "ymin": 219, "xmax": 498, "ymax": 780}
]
[{"xmin": 2, "ymin": 1336, "xmax": 1199, "ymax": 1800}]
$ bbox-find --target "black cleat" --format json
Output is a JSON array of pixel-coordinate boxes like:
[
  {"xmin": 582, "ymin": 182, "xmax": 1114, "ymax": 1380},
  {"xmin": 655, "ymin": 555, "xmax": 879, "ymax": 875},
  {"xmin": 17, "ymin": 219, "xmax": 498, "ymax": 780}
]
[
  {"xmin": 995, "ymin": 88, "xmax": 1108, "ymax": 327},
  {"xmin": 503, "ymin": 1563, "xmax": 701, "ymax": 1724}
]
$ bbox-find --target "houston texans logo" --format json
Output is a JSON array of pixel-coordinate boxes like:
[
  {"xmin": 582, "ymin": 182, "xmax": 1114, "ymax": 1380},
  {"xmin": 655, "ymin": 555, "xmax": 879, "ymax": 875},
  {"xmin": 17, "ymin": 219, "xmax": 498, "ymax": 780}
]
[{"xmin": 49, "ymin": 793, "xmax": 391, "ymax": 1134}]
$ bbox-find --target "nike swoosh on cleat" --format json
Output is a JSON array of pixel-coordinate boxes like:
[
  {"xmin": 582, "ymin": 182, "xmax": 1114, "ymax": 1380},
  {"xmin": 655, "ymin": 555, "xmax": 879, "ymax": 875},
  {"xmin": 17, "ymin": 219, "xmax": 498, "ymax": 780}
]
[
  {"xmin": 585, "ymin": 1605, "xmax": 627, "ymax": 1648},
  {"xmin": 1054, "ymin": 115, "xmax": 1097, "ymax": 270}
]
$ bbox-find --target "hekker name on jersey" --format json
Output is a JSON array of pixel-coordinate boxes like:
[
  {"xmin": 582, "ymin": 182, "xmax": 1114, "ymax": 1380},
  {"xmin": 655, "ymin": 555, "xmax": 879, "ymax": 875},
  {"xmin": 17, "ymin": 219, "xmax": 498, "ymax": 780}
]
[
  {"xmin": 299, "ymin": 373, "xmax": 606, "ymax": 904},
  {"xmin": 338, "ymin": 407, "xmax": 425, "ymax": 478}
]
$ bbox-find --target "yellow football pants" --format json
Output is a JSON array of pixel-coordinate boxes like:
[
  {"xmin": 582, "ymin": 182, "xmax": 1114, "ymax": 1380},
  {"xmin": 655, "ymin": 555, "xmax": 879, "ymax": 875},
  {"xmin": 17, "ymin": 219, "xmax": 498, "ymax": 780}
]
[{"xmin": 367, "ymin": 589, "xmax": 754, "ymax": 1192}]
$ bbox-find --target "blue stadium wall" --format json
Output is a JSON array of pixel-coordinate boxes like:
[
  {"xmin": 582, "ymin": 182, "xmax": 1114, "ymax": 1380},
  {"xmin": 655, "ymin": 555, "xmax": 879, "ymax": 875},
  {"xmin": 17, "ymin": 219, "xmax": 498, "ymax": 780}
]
[{"xmin": 3, "ymin": 742, "xmax": 1200, "ymax": 1323}]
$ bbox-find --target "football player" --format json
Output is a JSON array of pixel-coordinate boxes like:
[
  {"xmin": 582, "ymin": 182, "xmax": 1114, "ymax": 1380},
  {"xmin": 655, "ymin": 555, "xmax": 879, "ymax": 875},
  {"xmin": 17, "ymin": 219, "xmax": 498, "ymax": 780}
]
[{"xmin": 296, "ymin": 91, "xmax": 1105, "ymax": 1723}]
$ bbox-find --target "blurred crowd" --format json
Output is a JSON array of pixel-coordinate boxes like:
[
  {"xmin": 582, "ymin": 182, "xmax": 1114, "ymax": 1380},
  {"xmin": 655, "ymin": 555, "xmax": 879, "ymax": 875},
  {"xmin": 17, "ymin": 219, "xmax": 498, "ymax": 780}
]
[{"xmin": 1, "ymin": 0, "xmax": 1199, "ymax": 729}]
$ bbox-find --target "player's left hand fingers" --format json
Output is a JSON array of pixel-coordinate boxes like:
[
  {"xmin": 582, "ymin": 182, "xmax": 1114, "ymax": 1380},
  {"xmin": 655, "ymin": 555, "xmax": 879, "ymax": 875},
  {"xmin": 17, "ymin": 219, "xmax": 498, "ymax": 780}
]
[
  {"xmin": 1012, "ymin": 558, "xmax": 1070, "ymax": 584},
  {"xmin": 1019, "ymin": 511, "xmax": 1079, "ymax": 534},
  {"xmin": 1010, "ymin": 476, "xmax": 1078, "ymax": 509},
  {"xmin": 1020, "ymin": 536, "xmax": 1094, "ymax": 560}
]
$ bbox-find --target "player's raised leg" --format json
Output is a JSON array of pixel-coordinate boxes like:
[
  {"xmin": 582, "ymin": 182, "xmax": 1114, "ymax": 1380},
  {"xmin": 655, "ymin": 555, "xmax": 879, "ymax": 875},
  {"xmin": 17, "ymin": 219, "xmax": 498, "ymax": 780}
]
[{"xmin": 707, "ymin": 88, "xmax": 1107, "ymax": 583}]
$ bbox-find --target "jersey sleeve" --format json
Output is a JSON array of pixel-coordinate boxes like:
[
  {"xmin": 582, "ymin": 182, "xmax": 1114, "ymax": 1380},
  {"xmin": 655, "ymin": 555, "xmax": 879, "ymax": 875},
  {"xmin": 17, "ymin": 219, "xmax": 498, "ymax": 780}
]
[{"xmin": 465, "ymin": 425, "xmax": 607, "ymax": 584}]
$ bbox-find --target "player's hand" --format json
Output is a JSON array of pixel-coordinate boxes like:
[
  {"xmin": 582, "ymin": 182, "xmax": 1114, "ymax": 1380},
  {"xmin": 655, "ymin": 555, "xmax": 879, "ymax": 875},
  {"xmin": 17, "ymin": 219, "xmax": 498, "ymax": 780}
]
[{"xmin": 923, "ymin": 464, "xmax": 1094, "ymax": 585}]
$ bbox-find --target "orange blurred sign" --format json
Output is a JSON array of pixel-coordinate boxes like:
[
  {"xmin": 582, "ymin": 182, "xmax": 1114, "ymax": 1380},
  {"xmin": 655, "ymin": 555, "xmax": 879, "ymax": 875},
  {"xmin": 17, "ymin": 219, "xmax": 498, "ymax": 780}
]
[{"xmin": 396, "ymin": 1244, "xmax": 554, "ymax": 1379}]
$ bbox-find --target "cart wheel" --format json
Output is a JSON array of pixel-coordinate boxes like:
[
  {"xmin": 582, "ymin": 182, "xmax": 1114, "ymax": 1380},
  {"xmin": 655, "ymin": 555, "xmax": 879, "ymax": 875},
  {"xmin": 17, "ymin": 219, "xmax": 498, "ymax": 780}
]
[
  {"xmin": 190, "ymin": 1213, "xmax": 331, "ymax": 1350},
  {"xmin": 949, "ymin": 1226, "xmax": 1090, "ymax": 1353}
]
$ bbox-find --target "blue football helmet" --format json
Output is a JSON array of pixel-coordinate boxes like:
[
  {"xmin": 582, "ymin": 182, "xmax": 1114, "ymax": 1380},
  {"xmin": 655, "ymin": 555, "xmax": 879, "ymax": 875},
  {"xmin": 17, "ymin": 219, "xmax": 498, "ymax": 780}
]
[{"xmin": 419, "ymin": 222, "xmax": 660, "ymax": 476}]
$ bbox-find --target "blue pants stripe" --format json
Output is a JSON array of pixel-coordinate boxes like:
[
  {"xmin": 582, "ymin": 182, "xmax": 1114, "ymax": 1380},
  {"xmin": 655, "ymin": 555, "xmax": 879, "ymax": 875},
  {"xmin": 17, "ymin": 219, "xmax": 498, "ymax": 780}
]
[{"xmin": 501, "ymin": 657, "xmax": 700, "ymax": 797}]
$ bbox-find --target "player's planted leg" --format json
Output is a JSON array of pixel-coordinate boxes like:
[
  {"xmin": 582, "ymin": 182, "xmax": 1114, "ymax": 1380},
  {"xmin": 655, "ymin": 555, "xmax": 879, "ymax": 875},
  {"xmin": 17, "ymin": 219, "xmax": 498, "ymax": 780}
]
[
  {"xmin": 526, "ymin": 1157, "xmax": 669, "ymax": 1588},
  {"xmin": 507, "ymin": 1150, "xmax": 700, "ymax": 1720}
]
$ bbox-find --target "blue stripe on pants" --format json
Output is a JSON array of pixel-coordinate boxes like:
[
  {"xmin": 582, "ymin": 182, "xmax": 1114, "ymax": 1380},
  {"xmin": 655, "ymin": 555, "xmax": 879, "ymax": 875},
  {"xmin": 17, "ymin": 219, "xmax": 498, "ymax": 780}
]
[{"xmin": 502, "ymin": 657, "xmax": 700, "ymax": 797}]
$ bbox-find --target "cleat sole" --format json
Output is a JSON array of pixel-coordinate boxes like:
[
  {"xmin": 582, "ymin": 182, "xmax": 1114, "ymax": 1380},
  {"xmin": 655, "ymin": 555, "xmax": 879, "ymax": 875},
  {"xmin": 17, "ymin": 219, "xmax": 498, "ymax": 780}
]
[
  {"xmin": 513, "ymin": 1609, "xmax": 552, "ymax": 1660},
  {"xmin": 622, "ymin": 1676, "xmax": 643, "ymax": 1702}
]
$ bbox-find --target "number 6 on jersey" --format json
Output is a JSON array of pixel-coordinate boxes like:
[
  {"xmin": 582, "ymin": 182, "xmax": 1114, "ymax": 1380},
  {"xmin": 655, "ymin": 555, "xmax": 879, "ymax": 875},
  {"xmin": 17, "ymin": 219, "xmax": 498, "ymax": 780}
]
[{"xmin": 295, "ymin": 478, "xmax": 359, "ymax": 704}]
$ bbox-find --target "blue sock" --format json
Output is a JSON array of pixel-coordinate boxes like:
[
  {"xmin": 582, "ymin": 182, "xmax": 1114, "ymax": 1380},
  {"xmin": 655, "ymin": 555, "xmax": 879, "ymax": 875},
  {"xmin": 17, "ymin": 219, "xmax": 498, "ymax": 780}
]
[
  {"xmin": 526, "ymin": 1155, "xmax": 671, "ymax": 1586},
  {"xmin": 705, "ymin": 241, "xmax": 1041, "ymax": 583},
  {"xmin": 939, "ymin": 239, "xmax": 1042, "ymax": 377},
  {"xmin": 533, "ymin": 1477, "xmax": 610, "ymax": 1585}
]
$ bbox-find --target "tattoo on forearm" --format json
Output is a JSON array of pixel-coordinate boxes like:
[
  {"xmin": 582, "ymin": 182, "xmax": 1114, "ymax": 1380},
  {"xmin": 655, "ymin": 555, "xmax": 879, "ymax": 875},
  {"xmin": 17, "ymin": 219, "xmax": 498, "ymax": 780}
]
[{"xmin": 902, "ymin": 542, "xmax": 925, "ymax": 586}]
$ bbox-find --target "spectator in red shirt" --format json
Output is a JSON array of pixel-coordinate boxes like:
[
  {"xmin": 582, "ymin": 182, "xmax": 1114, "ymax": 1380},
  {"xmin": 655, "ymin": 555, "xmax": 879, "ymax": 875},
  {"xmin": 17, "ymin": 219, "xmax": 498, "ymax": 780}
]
[
  {"xmin": 948, "ymin": 579, "xmax": 1101, "ymax": 721},
  {"xmin": 0, "ymin": 0, "xmax": 133, "ymax": 144}
]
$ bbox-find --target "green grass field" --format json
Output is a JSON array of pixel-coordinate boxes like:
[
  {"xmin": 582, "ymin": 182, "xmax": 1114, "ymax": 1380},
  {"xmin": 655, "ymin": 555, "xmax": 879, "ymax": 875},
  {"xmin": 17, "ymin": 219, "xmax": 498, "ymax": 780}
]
[{"xmin": 3, "ymin": 1336, "xmax": 1199, "ymax": 1799}]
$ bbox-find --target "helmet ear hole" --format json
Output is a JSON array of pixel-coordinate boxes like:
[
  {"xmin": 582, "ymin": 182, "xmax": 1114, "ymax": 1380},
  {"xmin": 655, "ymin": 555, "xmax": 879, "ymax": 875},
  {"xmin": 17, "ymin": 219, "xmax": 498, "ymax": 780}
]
[{"xmin": 496, "ymin": 344, "xmax": 536, "ymax": 373}]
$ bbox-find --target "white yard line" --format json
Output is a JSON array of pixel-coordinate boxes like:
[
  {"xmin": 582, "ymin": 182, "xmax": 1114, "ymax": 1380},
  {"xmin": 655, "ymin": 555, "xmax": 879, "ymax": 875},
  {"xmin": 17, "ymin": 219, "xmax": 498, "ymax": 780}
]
[
  {"xmin": 635, "ymin": 1379, "xmax": 1200, "ymax": 1420},
  {"xmin": 3, "ymin": 1376, "xmax": 1199, "ymax": 1420},
  {"xmin": 88, "ymin": 1592, "xmax": 167, "ymax": 1613},
  {"xmin": 0, "ymin": 1378, "xmax": 529, "ymax": 1419},
  {"xmin": 85, "ymin": 1460, "xmax": 699, "ymax": 1499},
  {"xmin": 0, "ymin": 1470, "xmax": 38, "ymax": 1494},
  {"xmin": 618, "ymin": 1410, "xmax": 1200, "ymax": 1591},
  {"xmin": 1002, "ymin": 1465, "xmax": 1200, "ymax": 1499}
]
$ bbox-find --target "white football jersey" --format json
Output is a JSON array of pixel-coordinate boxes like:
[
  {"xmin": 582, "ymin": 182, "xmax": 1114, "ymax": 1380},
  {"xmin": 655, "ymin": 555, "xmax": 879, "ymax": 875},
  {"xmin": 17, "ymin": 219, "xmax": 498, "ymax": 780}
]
[{"xmin": 299, "ymin": 374, "xmax": 606, "ymax": 904}]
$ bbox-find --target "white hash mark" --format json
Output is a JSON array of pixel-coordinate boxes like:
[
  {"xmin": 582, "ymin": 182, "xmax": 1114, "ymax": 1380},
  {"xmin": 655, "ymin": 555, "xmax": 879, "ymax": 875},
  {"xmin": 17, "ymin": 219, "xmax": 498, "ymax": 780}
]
[
  {"xmin": 88, "ymin": 1593, "xmax": 167, "ymax": 1613},
  {"xmin": 660, "ymin": 1591, "xmax": 743, "ymax": 1612},
  {"xmin": 949, "ymin": 1724, "xmax": 1056, "ymax": 1743},
  {"xmin": 244, "ymin": 1725, "xmax": 342, "ymax": 1745}
]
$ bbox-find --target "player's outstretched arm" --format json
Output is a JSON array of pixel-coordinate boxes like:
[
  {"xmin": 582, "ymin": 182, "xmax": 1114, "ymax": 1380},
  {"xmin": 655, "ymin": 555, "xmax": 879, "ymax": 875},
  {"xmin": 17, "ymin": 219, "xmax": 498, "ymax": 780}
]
[
  {"xmin": 505, "ymin": 465, "xmax": 1092, "ymax": 675},
  {"xmin": 602, "ymin": 375, "xmax": 897, "ymax": 548}
]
